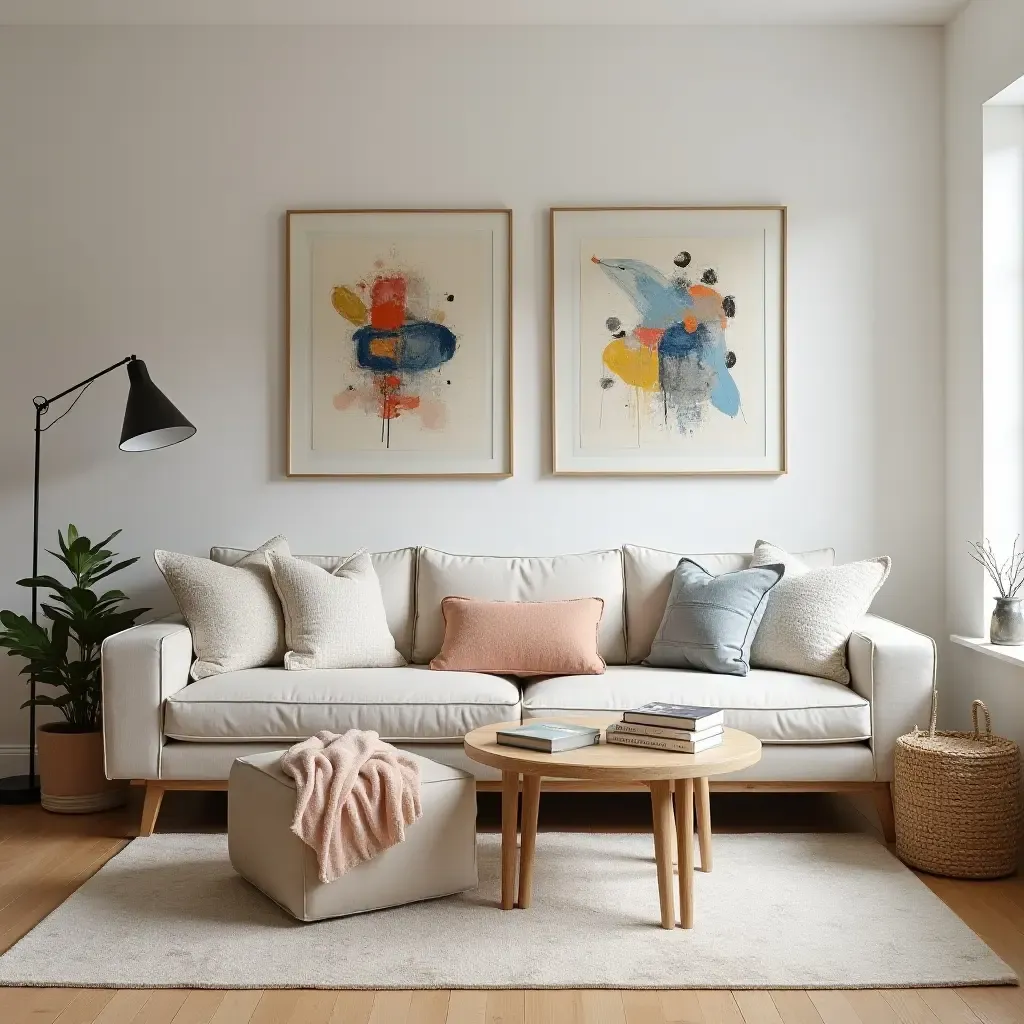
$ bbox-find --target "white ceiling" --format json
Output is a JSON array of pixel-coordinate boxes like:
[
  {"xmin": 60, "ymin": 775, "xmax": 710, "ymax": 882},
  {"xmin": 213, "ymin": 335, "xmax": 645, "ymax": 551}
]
[{"xmin": 0, "ymin": 0, "xmax": 970, "ymax": 26}]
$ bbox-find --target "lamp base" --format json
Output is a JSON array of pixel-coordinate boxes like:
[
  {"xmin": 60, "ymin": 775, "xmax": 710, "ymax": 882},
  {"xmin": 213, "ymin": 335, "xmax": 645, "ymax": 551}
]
[{"xmin": 0, "ymin": 774, "xmax": 40, "ymax": 804}]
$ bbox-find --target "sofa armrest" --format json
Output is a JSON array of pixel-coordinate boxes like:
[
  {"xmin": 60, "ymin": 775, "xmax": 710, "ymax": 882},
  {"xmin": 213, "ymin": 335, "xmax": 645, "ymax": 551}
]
[
  {"xmin": 848, "ymin": 614, "xmax": 935, "ymax": 782},
  {"xmin": 101, "ymin": 616, "xmax": 193, "ymax": 780}
]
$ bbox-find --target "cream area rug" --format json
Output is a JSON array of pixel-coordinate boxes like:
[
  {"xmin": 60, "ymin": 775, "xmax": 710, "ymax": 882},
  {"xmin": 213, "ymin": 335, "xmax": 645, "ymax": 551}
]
[{"xmin": 0, "ymin": 832, "xmax": 1014, "ymax": 990}]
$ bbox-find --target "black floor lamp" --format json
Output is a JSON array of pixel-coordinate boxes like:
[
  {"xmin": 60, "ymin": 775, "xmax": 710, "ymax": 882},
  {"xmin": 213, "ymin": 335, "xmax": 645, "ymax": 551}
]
[{"xmin": 0, "ymin": 355, "xmax": 195, "ymax": 805}]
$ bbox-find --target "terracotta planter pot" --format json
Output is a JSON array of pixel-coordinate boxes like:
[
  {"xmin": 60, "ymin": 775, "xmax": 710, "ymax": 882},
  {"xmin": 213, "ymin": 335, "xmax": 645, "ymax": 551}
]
[{"xmin": 37, "ymin": 724, "xmax": 127, "ymax": 814}]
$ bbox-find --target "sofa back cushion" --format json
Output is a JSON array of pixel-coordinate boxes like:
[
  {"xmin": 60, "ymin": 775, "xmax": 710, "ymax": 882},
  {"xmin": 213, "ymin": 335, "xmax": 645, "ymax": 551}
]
[
  {"xmin": 623, "ymin": 544, "xmax": 836, "ymax": 664},
  {"xmin": 211, "ymin": 546, "xmax": 416, "ymax": 662},
  {"xmin": 413, "ymin": 548, "xmax": 626, "ymax": 665}
]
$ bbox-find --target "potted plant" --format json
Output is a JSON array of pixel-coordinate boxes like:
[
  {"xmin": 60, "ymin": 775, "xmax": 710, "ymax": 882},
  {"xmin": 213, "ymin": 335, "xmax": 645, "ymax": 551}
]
[
  {"xmin": 0, "ymin": 526, "xmax": 148, "ymax": 812},
  {"xmin": 969, "ymin": 536, "xmax": 1024, "ymax": 645}
]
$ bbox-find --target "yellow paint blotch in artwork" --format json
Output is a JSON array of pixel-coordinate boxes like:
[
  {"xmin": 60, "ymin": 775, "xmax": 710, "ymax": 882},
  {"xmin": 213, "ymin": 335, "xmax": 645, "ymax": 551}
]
[
  {"xmin": 429, "ymin": 309, "xmax": 446, "ymax": 323},
  {"xmin": 331, "ymin": 286, "xmax": 369, "ymax": 325},
  {"xmin": 603, "ymin": 339, "xmax": 660, "ymax": 391}
]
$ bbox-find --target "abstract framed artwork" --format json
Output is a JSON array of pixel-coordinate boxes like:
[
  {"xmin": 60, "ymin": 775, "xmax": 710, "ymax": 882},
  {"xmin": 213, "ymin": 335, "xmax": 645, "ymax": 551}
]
[
  {"xmin": 551, "ymin": 206, "xmax": 786, "ymax": 476},
  {"xmin": 287, "ymin": 209, "xmax": 512, "ymax": 477}
]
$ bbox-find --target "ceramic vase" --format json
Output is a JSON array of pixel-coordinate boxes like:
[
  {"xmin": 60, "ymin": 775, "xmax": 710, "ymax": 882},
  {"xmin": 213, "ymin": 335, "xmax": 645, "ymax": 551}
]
[{"xmin": 990, "ymin": 597, "xmax": 1024, "ymax": 646}]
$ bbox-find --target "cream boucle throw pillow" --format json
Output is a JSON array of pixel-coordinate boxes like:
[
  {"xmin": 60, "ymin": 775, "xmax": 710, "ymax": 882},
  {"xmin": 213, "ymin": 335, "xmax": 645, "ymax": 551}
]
[
  {"xmin": 267, "ymin": 551, "xmax": 406, "ymax": 671},
  {"xmin": 154, "ymin": 535, "xmax": 290, "ymax": 680},
  {"xmin": 749, "ymin": 540, "xmax": 890, "ymax": 684}
]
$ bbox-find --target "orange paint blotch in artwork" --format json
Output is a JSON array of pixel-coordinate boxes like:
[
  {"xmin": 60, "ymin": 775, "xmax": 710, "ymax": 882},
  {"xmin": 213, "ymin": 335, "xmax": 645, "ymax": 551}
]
[
  {"xmin": 591, "ymin": 255, "xmax": 601, "ymax": 264},
  {"xmin": 392, "ymin": 395, "xmax": 420, "ymax": 415},
  {"xmin": 376, "ymin": 374, "xmax": 418, "ymax": 419},
  {"xmin": 687, "ymin": 286, "xmax": 728, "ymax": 328},
  {"xmin": 688, "ymin": 284, "xmax": 721, "ymax": 300},
  {"xmin": 369, "ymin": 336, "xmax": 399, "ymax": 360},
  {"xmin": 683, "ymin": 315, "xmax": 698, "ymax": 333},
  {"xmin": 333, "ymin": 390, "xmax": 359, "ymax": 411},
  {"xmin": 634, "ymin": 326, "xmax": 664, "ymax": 350},
  {"xmin": 370, "ymin": 276, "xmax": 407, "ymax": 330}
]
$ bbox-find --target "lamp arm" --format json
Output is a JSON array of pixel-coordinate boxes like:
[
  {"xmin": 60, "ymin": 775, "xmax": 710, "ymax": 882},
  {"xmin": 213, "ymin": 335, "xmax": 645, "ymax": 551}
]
[{"xmin": 35, "ymin": 355, "xmax": 135, "ymax": 412}]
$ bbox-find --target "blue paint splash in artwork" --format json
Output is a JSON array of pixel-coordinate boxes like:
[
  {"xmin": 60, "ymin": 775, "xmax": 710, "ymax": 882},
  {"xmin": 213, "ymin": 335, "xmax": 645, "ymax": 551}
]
[
  {"xmin": 593, "ymin": 258, "xmax": 690, "ymax": 328},
  {"xmin": 353, "ymin": 320, "xmax": 457, "ymax": 374},
  {"xmin": 594, "ymin": 256, "xmax": 740, "ymax": 427}
]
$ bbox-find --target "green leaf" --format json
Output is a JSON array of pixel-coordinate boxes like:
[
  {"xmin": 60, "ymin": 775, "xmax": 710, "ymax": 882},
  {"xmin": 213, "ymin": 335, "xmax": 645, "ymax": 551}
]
[
  {"xmin": 66, "ymin": 524, "xmax": 79, "ymax": 546},
  {"xmin": 40, "ymin": 604, "xmax": 73, "ymax": 624},
  {"xmin": 91, "ymin": 529, "xmax": 121, "ymax": 553},
  {"xmin": 22, "ymin": 693, "xmax": 73, "ymax": 710},
  {"xmin": 0, "ymin": 609, "xmax": 29, "ymax": 630},
  {"xmin": 77, "ymin": 608, "xmax": 149, "ymax": 646},
  {"xmin": 91, "ymin": 558, "xmax": 139, "ymax": 583},
  {"xmin": 17, "ymin": 574, "xmax": 67, "ymax": 591},
  {"xmin": 45, "ymin": 548, "xmax": 74, "ymax": 576},
  {"xmin": 50, "ymin": 616, "xmax": 69, "ymax": 660}
]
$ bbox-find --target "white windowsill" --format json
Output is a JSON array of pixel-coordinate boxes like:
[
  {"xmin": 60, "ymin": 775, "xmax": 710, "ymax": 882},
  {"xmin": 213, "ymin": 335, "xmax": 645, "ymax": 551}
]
[{"xmin": 951, "ymin": 634, "xmax": 1024, "ymax": 667}]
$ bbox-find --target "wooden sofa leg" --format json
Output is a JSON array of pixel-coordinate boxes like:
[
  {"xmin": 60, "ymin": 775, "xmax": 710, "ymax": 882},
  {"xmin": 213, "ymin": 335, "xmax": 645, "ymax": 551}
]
[
  {"xmin": 873, "ymin": 782, "xmax": 896, "ymax": 844},
  {"xmin": 139, "ymin": 782, "xmax": 166, "ymax": 837}
]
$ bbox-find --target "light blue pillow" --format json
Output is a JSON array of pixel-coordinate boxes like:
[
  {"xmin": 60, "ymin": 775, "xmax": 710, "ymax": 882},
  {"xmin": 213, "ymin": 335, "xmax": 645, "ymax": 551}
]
[{"xmin": 644, "ymin": 558, "xmax": 785, "ymax": 676}]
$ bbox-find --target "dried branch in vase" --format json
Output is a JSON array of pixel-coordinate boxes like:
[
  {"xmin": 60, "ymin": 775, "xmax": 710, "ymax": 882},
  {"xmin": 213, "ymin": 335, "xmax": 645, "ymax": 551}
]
[{"xmin": 968, "ymin": 536, "xmax": 1024, "ymax": 599}]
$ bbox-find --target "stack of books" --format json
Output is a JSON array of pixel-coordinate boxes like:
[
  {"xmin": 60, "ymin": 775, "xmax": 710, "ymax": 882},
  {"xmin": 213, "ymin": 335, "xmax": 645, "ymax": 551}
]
[{"xmin": 605, "ymin": 702, "xmax": 725, "ymax": 753}]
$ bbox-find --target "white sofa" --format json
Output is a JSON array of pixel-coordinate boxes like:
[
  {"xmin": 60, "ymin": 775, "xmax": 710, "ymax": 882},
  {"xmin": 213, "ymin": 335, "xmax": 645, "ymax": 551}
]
[{"xmin": 101, "ymin": 544, "xmax": 936, "ymax": 837}]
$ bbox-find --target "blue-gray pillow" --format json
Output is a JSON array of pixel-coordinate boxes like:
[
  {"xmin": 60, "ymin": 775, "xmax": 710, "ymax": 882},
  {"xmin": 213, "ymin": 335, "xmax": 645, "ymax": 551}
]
[{"xmin": 644, "ymin": 558, "xmax": 785, "ymax": 676}]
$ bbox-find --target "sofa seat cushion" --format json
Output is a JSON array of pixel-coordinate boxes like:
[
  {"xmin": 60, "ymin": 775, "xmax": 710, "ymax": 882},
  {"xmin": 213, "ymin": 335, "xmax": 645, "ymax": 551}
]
[
  {"xmin": 521, "ymin": 666, "xmax": 870, "ymax": 744},
  {"xmin": 163, "ymin": 665, "xmax": 521, "ymax": 743}
]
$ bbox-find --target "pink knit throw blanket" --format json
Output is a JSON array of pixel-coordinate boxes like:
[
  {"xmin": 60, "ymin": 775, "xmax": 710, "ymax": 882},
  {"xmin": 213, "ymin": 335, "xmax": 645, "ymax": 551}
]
[{"xmin": 279, "ymin": 730, "xmax": 422, "ymax": 883}]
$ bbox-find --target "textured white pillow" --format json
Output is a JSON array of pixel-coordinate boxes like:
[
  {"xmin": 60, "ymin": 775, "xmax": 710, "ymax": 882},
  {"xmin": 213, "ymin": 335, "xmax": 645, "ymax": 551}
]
[
  {"xmin": 267, "ymin": 551, "xmax": 406, "ymax": 670},
  {"xmin": 749, "ymin": 540, "xmax": 891, "ymax": 684},
  {"xmin": 154, "ymin": 536, "xmax": 290, "ymax": 680}
]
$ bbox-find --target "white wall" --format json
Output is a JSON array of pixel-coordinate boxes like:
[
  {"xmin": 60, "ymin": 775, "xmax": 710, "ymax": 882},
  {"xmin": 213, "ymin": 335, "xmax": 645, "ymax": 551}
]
[
  {"xmin": 946, "ymin": 0, "xmax": 1024, "ymax": 736},
  {"xmin": 0, "ymin": 26, "xmax": 944, "ymax": 756}
]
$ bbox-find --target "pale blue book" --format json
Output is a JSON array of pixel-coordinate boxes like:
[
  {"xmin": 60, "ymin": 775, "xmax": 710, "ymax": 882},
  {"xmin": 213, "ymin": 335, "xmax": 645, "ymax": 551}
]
[{"xmin": 496, "ymin": 722, "xmax": 601, "ymax": 753}]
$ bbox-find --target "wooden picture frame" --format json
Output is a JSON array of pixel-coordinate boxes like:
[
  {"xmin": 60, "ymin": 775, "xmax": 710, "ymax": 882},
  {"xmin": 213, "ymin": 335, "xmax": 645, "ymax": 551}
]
[
  {"xmin": 551, "ymin": 206, "xmax": 787, "ymax": 476},
  {"xmin": 287, "ymin": 209, "xmax": 513, "ymax": 478}
]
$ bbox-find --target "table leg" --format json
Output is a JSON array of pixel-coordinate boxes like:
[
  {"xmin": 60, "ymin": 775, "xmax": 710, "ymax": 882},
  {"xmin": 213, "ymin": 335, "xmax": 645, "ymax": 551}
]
[
  {"xmin": 670, "ymin": 790, "xmax": 678, "ymax": 869},
  {"xmin": 500, "ymin": 770, "xmax": 519, "ymax": 911},
  {"xmin": 649, "ymin": 780, "xmax": 676, "ymax": 930},
  {"xmin": 676, "ymin": 778, "xmax": 695, "ymax": 929},
  {"xmin": 518, "ymin": 774, "xmax": 541, "ymax": 909},
  {"xmin": 696, "ymin": 775, "xmax": 712, "ymax": 872}
]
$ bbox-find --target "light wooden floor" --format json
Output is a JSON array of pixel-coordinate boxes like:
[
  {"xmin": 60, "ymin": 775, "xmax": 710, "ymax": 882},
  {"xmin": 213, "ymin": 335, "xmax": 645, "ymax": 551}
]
[{"xmin": 0, "ymin": 789, "xmax": 1022, "ymax": 1024}]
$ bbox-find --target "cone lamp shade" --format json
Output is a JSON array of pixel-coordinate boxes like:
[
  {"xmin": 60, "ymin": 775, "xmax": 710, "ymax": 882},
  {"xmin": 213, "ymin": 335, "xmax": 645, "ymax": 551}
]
[{"xmin": 119, "ymin": 359, "xmax": 196, "ymax": 452}]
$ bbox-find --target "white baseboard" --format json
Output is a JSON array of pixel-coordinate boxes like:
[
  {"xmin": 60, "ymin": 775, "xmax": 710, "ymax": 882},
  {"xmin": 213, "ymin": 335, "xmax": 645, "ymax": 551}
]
[{"xmin": 0, "ymin": 745, "xmax": 35, "ymax": 776}]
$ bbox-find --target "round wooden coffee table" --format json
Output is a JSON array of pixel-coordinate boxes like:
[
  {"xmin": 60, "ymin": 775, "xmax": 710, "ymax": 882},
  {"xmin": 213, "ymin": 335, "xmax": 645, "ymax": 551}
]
[{"xmin": 464, "ymin": 714, "xmax": 761, "ymax": 929}]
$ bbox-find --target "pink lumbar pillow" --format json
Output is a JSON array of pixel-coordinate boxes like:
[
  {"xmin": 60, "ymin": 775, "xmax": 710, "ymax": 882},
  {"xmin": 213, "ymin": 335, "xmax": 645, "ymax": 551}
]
[{"xmin": 429, "ymin": 597, "xmax": 606, "ymax": 677}]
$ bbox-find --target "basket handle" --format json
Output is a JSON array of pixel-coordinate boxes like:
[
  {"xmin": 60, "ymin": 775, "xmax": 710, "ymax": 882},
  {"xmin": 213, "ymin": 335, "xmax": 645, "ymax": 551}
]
[
  {"xmin": 972, "ymin": 699, "xmax": 993, "ymax": 738},
  {"xmin": 928, "ymin": 685, "xmax": 938, "ymax": 737}
]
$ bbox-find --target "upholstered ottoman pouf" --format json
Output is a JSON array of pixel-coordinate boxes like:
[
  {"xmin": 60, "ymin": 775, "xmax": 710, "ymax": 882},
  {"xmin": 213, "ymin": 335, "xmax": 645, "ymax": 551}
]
[{"xmin": 228, "ymin": 749, "xmax": 478, "ymax": 921}]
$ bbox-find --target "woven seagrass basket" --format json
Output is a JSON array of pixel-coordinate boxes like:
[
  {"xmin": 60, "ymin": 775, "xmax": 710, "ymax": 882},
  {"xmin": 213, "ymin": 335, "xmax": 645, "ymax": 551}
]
[{"xmin": 894, "ymin": 698, "xmax": 1021, "ymax": 878}]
